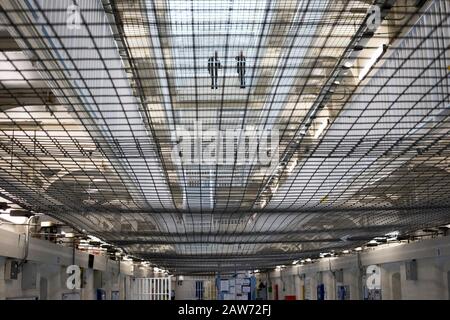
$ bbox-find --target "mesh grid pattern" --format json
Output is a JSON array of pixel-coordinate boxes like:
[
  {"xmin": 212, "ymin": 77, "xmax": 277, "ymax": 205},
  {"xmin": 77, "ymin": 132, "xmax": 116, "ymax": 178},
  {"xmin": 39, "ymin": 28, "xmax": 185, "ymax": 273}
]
[{"xmin": 0, "ymin": 0, "xmax": 449, "ymax": 273}]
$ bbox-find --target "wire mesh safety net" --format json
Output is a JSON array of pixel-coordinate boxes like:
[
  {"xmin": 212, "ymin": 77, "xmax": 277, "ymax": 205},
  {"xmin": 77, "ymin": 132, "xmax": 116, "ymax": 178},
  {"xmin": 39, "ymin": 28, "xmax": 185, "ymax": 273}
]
[{"xmin": 0, "ymin": 0, "xmax": 449, "ymax": 273}]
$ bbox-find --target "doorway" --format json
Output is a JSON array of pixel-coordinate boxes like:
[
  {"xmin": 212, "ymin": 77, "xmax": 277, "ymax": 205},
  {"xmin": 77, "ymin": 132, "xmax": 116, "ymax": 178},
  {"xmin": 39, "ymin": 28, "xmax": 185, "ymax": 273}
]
[
  {"xmin": 195, "ymin": 280, "xmax": 204, "ymax": 300},
  {"xmin": 274, "ymin": 284, "xmax": 279, "ymax": 300},
  {"xmin": 39, "ymin": 277, "xmax": 48, "ymax": 300},
  {"xmin": 391, "ymin": 272, "xmax": 402, "ymax": 300}
]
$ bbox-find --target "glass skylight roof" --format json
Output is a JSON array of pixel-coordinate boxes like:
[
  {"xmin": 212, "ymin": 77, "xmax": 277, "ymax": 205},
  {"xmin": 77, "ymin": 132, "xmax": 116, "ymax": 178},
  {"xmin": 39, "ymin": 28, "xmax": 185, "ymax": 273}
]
[
  {"xmin": 0, "ymin": 0, "xmax": 449, "ymax": 273},
  {"xmin": 165, "ymin": 0, "xmax": 271, "ymax": 100}
]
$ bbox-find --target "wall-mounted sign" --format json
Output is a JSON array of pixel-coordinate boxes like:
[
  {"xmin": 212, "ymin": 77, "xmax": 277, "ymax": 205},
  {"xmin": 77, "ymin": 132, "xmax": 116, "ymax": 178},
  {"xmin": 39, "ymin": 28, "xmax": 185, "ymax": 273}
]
[{"xmin": 220, "ymin": 280, "xmax": 229, "ymax": 292}]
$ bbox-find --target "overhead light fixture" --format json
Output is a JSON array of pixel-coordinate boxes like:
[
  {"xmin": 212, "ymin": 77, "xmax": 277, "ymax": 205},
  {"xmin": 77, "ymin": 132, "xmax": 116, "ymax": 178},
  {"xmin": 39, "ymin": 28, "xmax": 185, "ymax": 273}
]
[
  {"xmin": 286, "ymin": 159, "xmax": 298, "ymax": 173},
  {"xmin": 271, "ymin": 183, "xmax": 279, "ymax": 194},
  {"xmin": 374, "ymin": 237, "xmax": 388, "ymax": 244},
  {"xmin": 367, "ymin": 240, "xmax": 379, "ymax": 247},
  {"xmin": 342, "ymin": 61, "xmax": 353, "ymax": 69},
  {"xmin": 0, "ymin": 213, "xmax": 27, "ymax": 224},
  {"xmin": 292, "ymin": 260, "xmax": 299, "ymax": 265},
  {"xmin": 359, "ymin": 44, "xmax": 387, "ymax": 81},
  {"xmin": 88, "ymin": 235, "xmax": 103, "ymax": 242},
  {"xmin": 354, "ymin": 247, "xmax": 363, "ymax": 251},
  {"xmin": 385, "ymin": 231, "xmax": 399, "ymax": 238},
  {"xmin": 305, "ymin": 258, "xmax": 312, "ymax": 262},
  {"xmin": 260, "ymin": 199, "xmax": 267, "ymax": 209},
  {"xmin": 342, "ymin": 250, "xmax": 350, "ymax": 254},
  {"xmin": 385, "ymin": 231, "xmax": 399, "ymax": 241},
  {"xmin": 41, "ymin": 221, "xmax": 55, "ymax": 228},
  {"xmin": 313, "ymin": 118, "xmax": 328, "ymax": 139}
]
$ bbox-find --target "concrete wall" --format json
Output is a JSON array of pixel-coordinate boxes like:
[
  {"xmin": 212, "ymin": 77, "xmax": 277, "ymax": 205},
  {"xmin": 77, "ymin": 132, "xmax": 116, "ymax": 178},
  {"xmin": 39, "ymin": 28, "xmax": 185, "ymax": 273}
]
[
  {"xmin": 3, "ymin": 223, "xmax": 450, "ymax": 300},
  {"xmin": 0, "ymin": 227, "xmax": 137, "ymax": 300},
  {"xmin": 266, "ymin": 236, "xmax": 450, "ymax": 300},
  {"xmin": 0, "ymin": 257, "xmax": 133, "ymax": 300}
]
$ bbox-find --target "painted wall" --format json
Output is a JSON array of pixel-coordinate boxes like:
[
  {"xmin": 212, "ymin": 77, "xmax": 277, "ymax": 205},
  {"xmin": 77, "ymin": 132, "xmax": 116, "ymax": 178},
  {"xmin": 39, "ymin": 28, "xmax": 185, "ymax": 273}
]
[
  {"xmin": 3, "ymin": 224, "xmax": 450, "ymax": 300},
  {"xmin": 267, "ymin": 236, "xmax": 450, "ymax": 300},
  {"xmin": 0, "ymin": 258, "xmax": 130, "ymax": 300},
  {"xmin": 0, "ymin": 227, "xmax": 137, "ymax": 300}
]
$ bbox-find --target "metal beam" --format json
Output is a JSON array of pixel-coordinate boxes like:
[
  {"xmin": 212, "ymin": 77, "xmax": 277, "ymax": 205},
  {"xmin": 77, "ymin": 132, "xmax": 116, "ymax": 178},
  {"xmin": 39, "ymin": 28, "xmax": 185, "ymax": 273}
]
[
  {"xmin": 103, "ymin": 224, "xmax": 402, "ymax": 238},
  {"xmin": 110, "ymin": 237, "xmax": 371, "ymax": 246},
  {"xmin": 0, "ymin": 88, "xmax": 55, "ymax": 108}
]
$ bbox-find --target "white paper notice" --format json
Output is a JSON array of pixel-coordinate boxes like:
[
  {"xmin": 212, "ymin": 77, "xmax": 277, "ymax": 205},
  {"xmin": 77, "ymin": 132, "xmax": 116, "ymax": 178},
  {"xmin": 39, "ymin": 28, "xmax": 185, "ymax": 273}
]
[{"xmin": 220, "ymin": 280, "xmax": 229, "ymax": 292}]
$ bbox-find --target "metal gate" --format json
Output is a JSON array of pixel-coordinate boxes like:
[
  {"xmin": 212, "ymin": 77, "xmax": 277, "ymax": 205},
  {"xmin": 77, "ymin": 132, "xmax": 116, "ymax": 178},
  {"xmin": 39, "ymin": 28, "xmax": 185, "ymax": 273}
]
[
  {"xmin": 195, "ymin": 281, "xmax": 204, "ymax": 300},
  {"xmin": 132, "ymin": 277, "xmax": 172, "ymax": 300}
]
